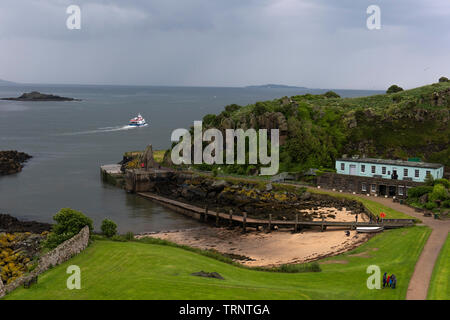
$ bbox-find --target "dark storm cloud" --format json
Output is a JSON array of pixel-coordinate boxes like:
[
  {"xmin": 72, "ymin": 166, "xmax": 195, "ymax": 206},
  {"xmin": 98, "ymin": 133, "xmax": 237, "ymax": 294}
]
[{"xmin": 0, "ymin": 0, "xmax": 449, "ymax": 89}]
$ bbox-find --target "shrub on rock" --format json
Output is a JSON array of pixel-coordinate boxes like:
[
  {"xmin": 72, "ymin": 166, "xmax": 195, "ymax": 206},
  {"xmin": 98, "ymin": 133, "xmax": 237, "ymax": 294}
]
[
  {"xmin": 386, "ymin": 85, "xmax": 404, "ymax": 94},
  {"xmin": 323, "ymin": 91, "xmax": 341, "ymax": 99},
  {"xmin": 101, "ymin": 219, "xmax": 118, "ymax": 238},
  {"xmin": 44, "ymin": 208, "xmax": 93, "ymax": 249}
]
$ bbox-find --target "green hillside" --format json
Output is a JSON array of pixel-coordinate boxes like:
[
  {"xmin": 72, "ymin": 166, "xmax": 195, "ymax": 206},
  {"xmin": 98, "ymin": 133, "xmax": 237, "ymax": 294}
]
[
  {"xmin": 4, "ymin": 226, "xmax": 430, "ymax": 300},
  {"xmin": 199, "ymin": 81, "xmax": 450, "ymax": 174}
]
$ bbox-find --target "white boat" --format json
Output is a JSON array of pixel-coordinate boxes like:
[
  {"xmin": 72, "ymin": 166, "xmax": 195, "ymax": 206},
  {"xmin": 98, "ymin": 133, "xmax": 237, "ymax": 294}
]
[
  {"xmin": 356, "ymin": 226, "xmax": 384, "ymax": 233},
  {"xmin": 129, "ymin": 113, "xmax": 147, "ymax": 127}
]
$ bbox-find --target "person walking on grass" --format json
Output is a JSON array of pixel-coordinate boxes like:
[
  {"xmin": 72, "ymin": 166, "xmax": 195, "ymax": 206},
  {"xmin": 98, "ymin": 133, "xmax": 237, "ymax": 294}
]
[
  {"xmin": 383, "ymin": 272, "xmax": 387, "ymax": 288},
  {"xmin": 391, "ymin": 274, "xmax": 397, "ymax": 289},
  {"xmin": 387, "ymin": 274, "xmax": 391, "ymax": 288}
]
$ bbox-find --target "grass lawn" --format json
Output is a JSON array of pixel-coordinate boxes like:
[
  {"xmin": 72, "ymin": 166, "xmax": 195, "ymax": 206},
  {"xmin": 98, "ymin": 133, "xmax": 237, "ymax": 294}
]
[
  {"xmin": 308, "ymin": 188, "xmax": 415, "ymax": 220},
  {"xmin": 427, "ymin": 233, "xmax": 450, "ymax": 300},
  {"xmin": 4, "ymin": 226, "xmax": 430, "ymax": 300}
]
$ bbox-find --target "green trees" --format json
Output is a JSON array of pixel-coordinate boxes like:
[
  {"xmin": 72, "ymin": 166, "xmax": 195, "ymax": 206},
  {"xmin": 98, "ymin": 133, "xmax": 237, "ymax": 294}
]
[
  {"xmin": 44, "ymin": 208, "xmax": 93, "ymax": 249},
  {"xmin": 323, "ymin": 91, "xmax": 341, "ymax": 99},
  {"xmin": 386, "ymin": 85, "xmax": 404, "ymax": 94},
  {"xmin": 430, "ymin": 184, "xmax": 449, "ymax": 202},
  {"xmin": 407, "ymin": 180, "xmax": 450, "ymax": 212},
  {"xmin": 202, "ymin": 114, "xmax": 219, "ymax": 127},
  {"xmin": 254, "ymin": 102, "xmax": 268, "ymax": 116},
  {"xmin": 424, "ymin": 173, "xmax": 435, "ymax": 186},
  {"xmin": 438, "ymin": 76, "xmax": 449, "ymax": 83},
  {"xmin": 225, "ymin": 104, "xmax": 241, "ymax": 113},
  {"xmin": 101, "ymin": 219, "xmax": 118, "ymax": 238},
  {"xmin": 407, "ymin": 186, "xmax": 434, "ymax": 198}
]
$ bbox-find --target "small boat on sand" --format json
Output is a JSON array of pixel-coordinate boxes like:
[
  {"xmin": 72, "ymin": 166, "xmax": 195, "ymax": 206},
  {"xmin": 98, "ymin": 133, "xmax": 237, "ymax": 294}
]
[
  {"xmin": 129, "ymin": 114, "xmax": 148, "ymax": 127},
  {"xmin": 356, "ymin": 226, "xmax": 384, "ymax": 233}
]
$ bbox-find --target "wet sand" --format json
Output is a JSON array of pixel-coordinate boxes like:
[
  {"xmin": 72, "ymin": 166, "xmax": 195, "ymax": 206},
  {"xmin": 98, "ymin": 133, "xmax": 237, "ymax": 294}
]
[{"xmin": 137, "ymin": 208, "xmax": 370, "ymax": 267}]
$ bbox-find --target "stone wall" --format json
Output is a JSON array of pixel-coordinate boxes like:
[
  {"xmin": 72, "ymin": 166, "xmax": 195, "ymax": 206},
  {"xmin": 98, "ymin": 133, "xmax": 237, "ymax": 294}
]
[
  {"xmin": 0, "ymin": 226, "xmax": 90, "ymax": 298},
  {"xmin": 0, "ymin": 276, "xmax": 4, "ymax": 295}
]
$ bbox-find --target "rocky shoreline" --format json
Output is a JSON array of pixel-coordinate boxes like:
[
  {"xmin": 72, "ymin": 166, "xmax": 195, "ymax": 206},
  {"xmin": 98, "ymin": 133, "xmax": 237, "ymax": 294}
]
[
  {"xmin": 0, "ymin": 151, "xmax": 32, "ymax": 175},
  {"xmin": 0, "ymin": 214, "xmax": 51, "ymax": 286},
  {"xmin": 1, "ymin": 91, "xmax": 80, "ymax": 102},
  {"xmin": 0, "ymin": 214, "xmax": 52, "ymax": 234},
  {"xmin": 141, "ymin": 173, "xmax": 367, "ymax": 221}
]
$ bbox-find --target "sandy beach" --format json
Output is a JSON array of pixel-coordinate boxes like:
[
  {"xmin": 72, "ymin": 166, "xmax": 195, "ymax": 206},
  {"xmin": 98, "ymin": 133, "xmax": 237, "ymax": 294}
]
[{"xmin": 137, "ymin": 208, "xmax": 370, "ymax": 267}]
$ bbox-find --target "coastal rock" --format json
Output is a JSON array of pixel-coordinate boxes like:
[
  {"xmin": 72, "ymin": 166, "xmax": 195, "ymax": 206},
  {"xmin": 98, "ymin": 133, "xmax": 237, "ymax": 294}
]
[
  {"xmin": 211, "ymin": 180, "xmax": 228, "ymax": 191},
  {"xmin": 0, "ymin": 151, "xmax": 32, "ymax": 176},
  {"xmin": 419, "ymin": 193, "xmax": 429, "ymax": 204},
  {"xmin": 130, "ymin": 173, "xmax": 367, "ymax": 221},
  {"xmin": 257, "ymin": 112, "xmax": 288, "ymax": 145},
  {"xmin": 0, "ymin": 232, "xmax": 46, "ymax": 286},
  {"xmin": 300, "ymin": 192, "xmax": 311, "ymax": 200},
  {"xmin": 220, "ymin": 118, "xmax": 235, "ymax": 130},
  {"xmin": 1, "ymin": 91, "xmax": 80, "ymax": 102},
  {"xmin": 281, "ymin": 96, "xmax": 291, "ymax": 106},
  {"xmin": 0, "ymin": 214, "xmax": 52, "ymax": 233}
]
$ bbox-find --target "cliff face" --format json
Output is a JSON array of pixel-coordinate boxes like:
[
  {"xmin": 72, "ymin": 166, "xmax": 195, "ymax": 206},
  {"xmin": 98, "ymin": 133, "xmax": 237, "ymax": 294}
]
[{"xmin": 201, "ymin": 81, "xmax": 450, "ymax": 173}]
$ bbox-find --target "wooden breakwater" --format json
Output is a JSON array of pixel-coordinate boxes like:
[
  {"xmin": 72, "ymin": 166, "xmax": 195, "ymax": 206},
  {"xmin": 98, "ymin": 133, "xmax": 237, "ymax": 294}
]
[{"xmin": 138, "ymin": 192, "xmax": 415, "ymax": 232}]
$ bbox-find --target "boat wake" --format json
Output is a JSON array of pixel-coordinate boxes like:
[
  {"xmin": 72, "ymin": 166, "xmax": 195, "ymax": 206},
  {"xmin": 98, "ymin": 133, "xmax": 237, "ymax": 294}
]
[{"xmin": 60, "ymin": 124, "xmax": 147, "ymax": 136}]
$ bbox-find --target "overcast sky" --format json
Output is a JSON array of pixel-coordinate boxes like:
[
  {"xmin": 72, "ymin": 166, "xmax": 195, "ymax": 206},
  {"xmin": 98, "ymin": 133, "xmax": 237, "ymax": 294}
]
[{"xmin": 0, "ymin": 0, "xmax": 449, "ymax": 89}]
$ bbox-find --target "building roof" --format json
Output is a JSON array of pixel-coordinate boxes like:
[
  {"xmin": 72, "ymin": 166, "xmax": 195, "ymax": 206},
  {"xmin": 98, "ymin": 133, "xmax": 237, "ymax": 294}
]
[{"xmin": 336, "ymin": 158, "xmax": 443, "ymax": 169}]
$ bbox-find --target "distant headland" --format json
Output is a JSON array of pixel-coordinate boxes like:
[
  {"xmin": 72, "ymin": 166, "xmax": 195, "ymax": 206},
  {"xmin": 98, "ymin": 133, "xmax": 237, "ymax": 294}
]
[
  {"xmin": 245, "ymin": 84, "xmax": 307, "ymax": 89},
  {"xmin": 1, "ymin": 91, "xmax": 80, "ymax": 102},
  {"xmin": 0, "ymin": 78, "xmax": 18, "ymax": 86}
]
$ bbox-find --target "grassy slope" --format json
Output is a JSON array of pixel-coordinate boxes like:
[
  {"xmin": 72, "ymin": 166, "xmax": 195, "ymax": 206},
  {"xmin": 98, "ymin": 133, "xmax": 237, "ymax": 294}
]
[
  {"xmin": 427, "ymin": 233, "xmax": 450, "ymax": 300},
  {"xmin": 308, "ymin": 188, "xmax": 414, "ymax": 220},
  {"xmin": 5, "ymin": 226, "xmax": 430, "ymax": 300}
]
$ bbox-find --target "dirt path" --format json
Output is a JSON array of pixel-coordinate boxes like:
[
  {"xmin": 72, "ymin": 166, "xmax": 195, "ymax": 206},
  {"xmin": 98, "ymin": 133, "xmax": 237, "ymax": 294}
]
[{"xmin": 311, "ymin": 188, "xmax": 449, "ymax": 300}]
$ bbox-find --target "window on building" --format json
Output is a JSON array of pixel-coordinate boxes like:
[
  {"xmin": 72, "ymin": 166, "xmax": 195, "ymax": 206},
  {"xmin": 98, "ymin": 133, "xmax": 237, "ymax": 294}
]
[
  {"xmin": 371, "ymin": 184, "xmax": 376, "ymax": 193},
  {"xmin": 415, "ymin": 170, "xmax": 420, "ymax": 178},
  {"xmin": 426, "ymin": 171, "xmax": 431, "ymax": 178},
  {"xmin": 382, "ymin": 167, "xmax": 386, "ymax": 174},
  {"xmin": 404, "ymin": 168, "xmax": 408, "ymax": 177},
  {"xmin": 341, "ymin": 163, "xmax": 345, "ymax": 171},
  {"xmin": 361, "ymin": 165, "xmax": 365, "ymax": 173},
  {"xmin": 371, "ymin": 166, "xmax": 376, "ymax": 174},
  {"xmin": 361, "ymin": 183, "xmax": 367, "ymax": 192},
  {"xmin": 398, "ymin": 186, "xmax": 404, "ymax": 196}
]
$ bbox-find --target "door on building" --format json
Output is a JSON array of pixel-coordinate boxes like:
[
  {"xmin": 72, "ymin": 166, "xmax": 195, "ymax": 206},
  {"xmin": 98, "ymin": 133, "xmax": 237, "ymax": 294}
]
[
  {"xmin": 379, "ymin": 185, "xmax": 387, "ymax": 196},
  {"xmin": 350, "ymin": 165, "xmax": 357, "ymax": 175},
  {"xmin": 388, "ymin": 186, "xmax": 396, "ymax": 197},
  {"xmin": 392, "ymin": 168, "xmax": 398, "ymax": 180}
]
